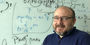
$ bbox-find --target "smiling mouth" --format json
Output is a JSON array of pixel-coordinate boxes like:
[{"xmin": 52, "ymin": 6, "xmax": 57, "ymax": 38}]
[{"xmin": 56, "ymin": 27, "xmax": 64, "ymax": 30}]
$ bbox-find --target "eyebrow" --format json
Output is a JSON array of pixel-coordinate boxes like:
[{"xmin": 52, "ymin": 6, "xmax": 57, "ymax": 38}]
[{"xmin": 54, "ymin": 16, "xmax": 73, "ymax": 17}]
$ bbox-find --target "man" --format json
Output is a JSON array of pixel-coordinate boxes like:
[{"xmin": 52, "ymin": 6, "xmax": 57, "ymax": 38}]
[{"xmin": 43, "ymin": 6, "xmax": 90, "ymax": 45}]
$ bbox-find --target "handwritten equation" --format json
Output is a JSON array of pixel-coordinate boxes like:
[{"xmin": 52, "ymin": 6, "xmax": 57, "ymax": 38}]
[
  {"xmin": 12, "ymin": 35, "xmax": 41, "ymax": 45},
  {"xmin": 1, "ymin": 35, "xmax": 41, "ymax": 45},
  {"xmin": 12, "ymin": 3, "xmax": 53, "ymax": 34},
  {"xmin": 12, "ymin": 0, "xmax": 90, "ymax": 34},
  {"xmin": 75, "ymin": 14, "xmax": 90, "ymax": 32},
  {"xmin": 15, "ymin": 14, "xmax": 52, "ymax": 33}
]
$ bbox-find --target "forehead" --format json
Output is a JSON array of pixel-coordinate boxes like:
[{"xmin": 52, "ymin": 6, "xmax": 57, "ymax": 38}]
[{"xmin": 54, "ymin": 7, "xmax": 73, "ymax": 17}]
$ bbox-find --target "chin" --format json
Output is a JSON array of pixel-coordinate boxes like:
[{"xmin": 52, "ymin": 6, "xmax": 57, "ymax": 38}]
[{"xmin": 56, "ymin": 31, "xmax": 64, "ymax": 36}]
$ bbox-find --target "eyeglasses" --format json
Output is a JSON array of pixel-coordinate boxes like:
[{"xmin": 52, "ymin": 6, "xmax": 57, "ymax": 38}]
[{"xmin": 52, "ymin": 16, "xmax": 74, "ymax": 21}]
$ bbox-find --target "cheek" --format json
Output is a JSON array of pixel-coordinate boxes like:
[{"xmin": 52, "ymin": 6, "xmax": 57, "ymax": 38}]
[
  {"xmin": 65, "ymin": 22, "xmax": 74, "ymax": 28},
  {"xmin": 53, "ymin": 22, "xmax": 56, "ymax": 27}
]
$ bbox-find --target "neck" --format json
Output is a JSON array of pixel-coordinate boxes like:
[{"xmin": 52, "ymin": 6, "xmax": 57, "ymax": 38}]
[{"xmin": 59, "ymin": 35, "xmax": 63, "ymax": 39}]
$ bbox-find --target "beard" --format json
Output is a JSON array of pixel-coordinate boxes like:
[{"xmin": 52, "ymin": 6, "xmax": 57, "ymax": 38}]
[
  {"xmin": 53, "ymin": 23, "xmax": 73, "ymax": 36},
  {"xmin": 54, "ymin": 24, "xmax": 65, "ymax": 36}
]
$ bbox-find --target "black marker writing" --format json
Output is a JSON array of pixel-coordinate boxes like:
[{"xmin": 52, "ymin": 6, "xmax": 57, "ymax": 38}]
[
  {"xmin": 2, "ymin": 39, "xmax": 7, "ymax": 45},
  {"xmin": 13, "ymin": 35, "xmax": 28, "ymax": 45},
  {"xmin": 0, "ymin": 1, "xmax": 12, "ymax": 13}
]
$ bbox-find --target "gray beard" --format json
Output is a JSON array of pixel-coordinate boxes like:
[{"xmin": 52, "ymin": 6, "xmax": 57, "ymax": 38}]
[
  {"xmin": 56, "ymin": 30, "xmax": 68, "ymax": 36},
  {"xmin": 56, "ymin": 32, "xmax": 64, "ymax": 36}
]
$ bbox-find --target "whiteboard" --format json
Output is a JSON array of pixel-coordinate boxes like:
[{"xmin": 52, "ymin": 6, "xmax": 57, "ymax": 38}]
[{"xmin": 0, "ymin": 0, "xmax": 90, "ymax": 45}]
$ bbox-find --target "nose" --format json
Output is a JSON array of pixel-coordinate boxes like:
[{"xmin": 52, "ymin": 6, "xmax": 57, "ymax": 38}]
[{"xmin": 57, "ymin": 18, "xmax": 63, "ymax": 25}]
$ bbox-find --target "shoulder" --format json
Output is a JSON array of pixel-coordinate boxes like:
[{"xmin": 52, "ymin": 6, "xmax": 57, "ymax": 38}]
[
  {"xmin": 75, "ymin": 30, "xmax": 90, "ymax": 45},
  {"xmin": 43, "ymin": 33, "xmax": 57, "ymax": 45},
  {"xmin": 44, "ymin": 33, "xmax": 59, "ymax": 41},
  {"xmin": 45, "ymin": 33, "xmax": 57, "ymax": 39},
  {"xmin": 74, "ymin": 29, "xmax": 90, "ymax": 40},
  {"xmin": 75, "ymin": 29, "xmax": 90, "ymax": 37}
]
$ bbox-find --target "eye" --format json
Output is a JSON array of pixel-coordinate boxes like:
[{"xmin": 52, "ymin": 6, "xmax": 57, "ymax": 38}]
[
  {"xmin": 63, "ymin": 17, "xmax": 69, "ymax": 20},
  {"xmin": 53, "ymin": 16, "xmax": 59, "ymax": 19},
  {"xmin": 62, "ymin": 17, "xmax": 73, "ymax": 20}
]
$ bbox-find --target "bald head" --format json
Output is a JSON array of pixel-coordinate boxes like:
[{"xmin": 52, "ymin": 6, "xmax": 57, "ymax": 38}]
[{"xmin": 54, "ymin": 6, "xmax": 75, "ymax": 18}]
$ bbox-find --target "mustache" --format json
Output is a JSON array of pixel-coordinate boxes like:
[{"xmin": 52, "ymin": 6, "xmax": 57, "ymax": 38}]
[{"xmin": 55, "ymin": 24, "xmax": 65, "ymax": 28}]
